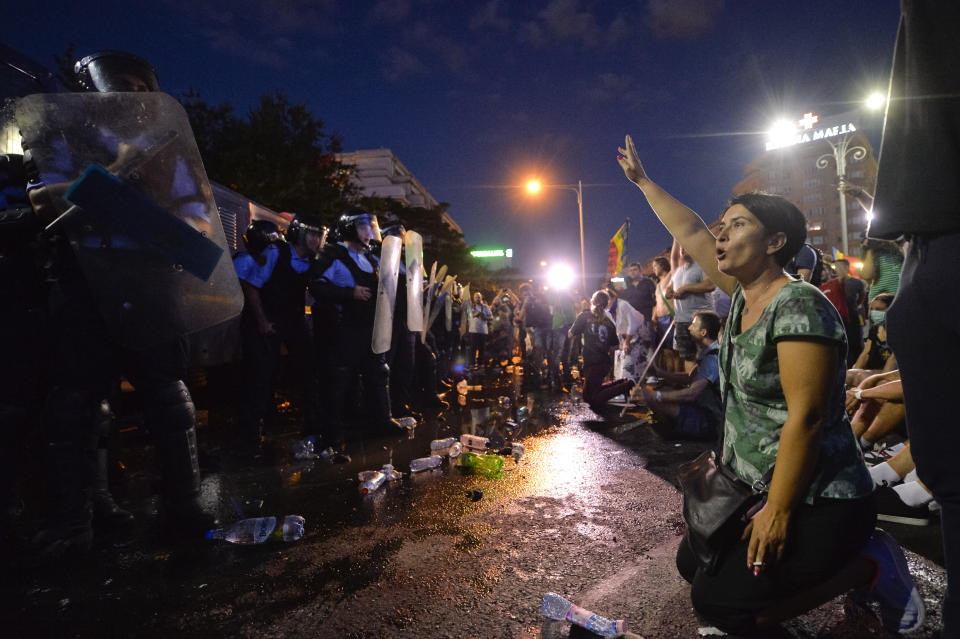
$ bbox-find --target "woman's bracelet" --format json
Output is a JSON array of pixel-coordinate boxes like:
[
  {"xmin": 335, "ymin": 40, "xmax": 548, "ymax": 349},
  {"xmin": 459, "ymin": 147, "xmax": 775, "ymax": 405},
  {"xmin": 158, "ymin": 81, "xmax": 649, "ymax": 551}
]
[{"xmin": 854, "ymin": 388, "xmax": 863, "ymax": 401}]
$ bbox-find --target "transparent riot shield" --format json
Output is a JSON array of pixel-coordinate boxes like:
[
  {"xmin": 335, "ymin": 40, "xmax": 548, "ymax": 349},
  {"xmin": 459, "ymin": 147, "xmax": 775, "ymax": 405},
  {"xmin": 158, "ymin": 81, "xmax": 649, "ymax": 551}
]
[{"xmin": 14, "ymin": 92, "xmax": 242, "ymax": 349}]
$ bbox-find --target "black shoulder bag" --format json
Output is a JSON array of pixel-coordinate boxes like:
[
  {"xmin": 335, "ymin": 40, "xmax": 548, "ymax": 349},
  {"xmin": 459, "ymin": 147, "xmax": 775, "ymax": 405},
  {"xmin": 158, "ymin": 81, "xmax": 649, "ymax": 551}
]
[{"xmin": 676, "ymin": 328, "xmax": 775, "ymax": 574}]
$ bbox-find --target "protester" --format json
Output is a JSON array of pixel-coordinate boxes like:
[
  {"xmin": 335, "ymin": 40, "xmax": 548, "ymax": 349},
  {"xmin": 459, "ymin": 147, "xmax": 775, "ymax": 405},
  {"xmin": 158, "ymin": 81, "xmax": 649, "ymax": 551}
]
[
  {"xmin": 651, "ymin": 256, "xmax": 681, "ymax": 372},
  {"xmin": 865, "ymin": 7, "xmax": 960, "ymax": 627},
  {"xmin": 544, "ymin": 286, "xmax": 577, "ymax": 390},
  {"xmin": 641, "ymin": 310, "xmax": 722, "ymax": 440},
  {"xmin": 568, "ymin": 290, "xmax": 633, "ymax": 413},
  {"xmin": 664, "ymin": 238, "xmax": 715, "ymax": 370},
  {"xmin": 820, "ymin": 258, "xmax": 865, "ymax": 367},
  {"xmin": 620, "ymin": 261, "xmax": 655, "ymax": 322},
  {"xmin": 618, "ymin": 133, "xmax": 923, "ymax": 635},
  {"xmin": 467, "ymin": 291, "xmax": 492, "ymax": 369}
]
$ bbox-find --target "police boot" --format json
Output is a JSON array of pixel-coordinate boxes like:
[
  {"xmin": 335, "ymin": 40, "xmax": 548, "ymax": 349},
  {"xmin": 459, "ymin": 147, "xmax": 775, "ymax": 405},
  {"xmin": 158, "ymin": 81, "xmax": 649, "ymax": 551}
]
[
  {"xmin": 92, "ymin": 448, "xmax": 135, "ymax": 529},
  {"xmin": 31, "ymin": 389, "xmax": 98, "ymax": 560},
  {"xmin": 374, "ymin": 386, "xmax": 404, "ymax": 433},
  {"xmin": 147, "ymin": 381, "xmax": 217, "ymax": 539},
  {"xmin": 90, "ymin": 399, "xmax": 135, "ymax": 529}
]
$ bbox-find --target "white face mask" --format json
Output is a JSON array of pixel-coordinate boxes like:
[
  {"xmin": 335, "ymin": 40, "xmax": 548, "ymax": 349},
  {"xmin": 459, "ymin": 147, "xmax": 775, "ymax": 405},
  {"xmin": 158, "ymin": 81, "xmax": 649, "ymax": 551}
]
[{"xmin": 870, "ymin": 310, "xmax": 887, "ymax": 324}]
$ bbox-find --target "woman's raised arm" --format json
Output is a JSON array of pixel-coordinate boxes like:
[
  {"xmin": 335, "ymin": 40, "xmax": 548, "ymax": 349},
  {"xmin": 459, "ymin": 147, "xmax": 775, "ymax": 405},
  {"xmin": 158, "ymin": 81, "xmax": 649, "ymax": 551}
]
[{"xmin": 618, "ymin": 134, "xmax": 737, "ymax": 296}]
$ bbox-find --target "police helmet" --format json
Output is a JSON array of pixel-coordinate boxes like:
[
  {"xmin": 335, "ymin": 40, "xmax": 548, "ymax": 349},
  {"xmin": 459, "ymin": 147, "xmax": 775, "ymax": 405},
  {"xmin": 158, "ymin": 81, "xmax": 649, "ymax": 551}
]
[
  {"xmin": 74, "ymin": 51, "xmax": 159, "ymax": 93},
  {"xmin": 335, "ymin": 208, "xmax": 375, "ymax": 243},
  {"xmin": 242, "ymin": 219, "xmax": 282, "ymax": 255},
  {"xmin": 286, "ymin": 214, "xmax": 324, "ymax": 246}
]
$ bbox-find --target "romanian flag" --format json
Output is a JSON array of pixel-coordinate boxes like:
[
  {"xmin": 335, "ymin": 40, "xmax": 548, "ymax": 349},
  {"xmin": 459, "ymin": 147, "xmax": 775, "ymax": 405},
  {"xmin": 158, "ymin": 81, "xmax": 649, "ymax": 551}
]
[{"xmin": 607, "ymin": 221, "xmax": 628, "ymax": 278}]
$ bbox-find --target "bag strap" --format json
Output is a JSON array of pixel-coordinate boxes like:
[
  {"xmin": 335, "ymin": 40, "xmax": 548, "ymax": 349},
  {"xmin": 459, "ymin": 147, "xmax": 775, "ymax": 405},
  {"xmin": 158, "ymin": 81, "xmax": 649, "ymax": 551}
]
[{"xmin": 717, "ymin": 289, "xmax": 775, "ymax": 492}]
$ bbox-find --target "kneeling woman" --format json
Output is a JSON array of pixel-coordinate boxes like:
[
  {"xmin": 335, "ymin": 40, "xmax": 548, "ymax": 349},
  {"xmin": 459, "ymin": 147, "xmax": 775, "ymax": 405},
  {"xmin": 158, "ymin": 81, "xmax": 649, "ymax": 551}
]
[
  {"xmin": 616, "ymin": 135, "xmax": 923, "ymax": 635},
  {"xmin": 569, "ymin": 290, "xmax": 634, "ymax": 413}
]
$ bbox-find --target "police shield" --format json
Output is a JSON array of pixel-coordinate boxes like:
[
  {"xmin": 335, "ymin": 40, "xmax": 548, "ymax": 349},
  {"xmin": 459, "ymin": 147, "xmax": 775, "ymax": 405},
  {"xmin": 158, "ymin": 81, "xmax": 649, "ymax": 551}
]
[
  {"xmin": 404, "ymin": 230, "xmax": 424, "ymax": 332},
  {"xmin": 13, "ymin": 92, "xmax": 241, "ymax": 348},
  {"xmin": 372, "ymin": 235, "xmax": 402, "ymax": 354}
]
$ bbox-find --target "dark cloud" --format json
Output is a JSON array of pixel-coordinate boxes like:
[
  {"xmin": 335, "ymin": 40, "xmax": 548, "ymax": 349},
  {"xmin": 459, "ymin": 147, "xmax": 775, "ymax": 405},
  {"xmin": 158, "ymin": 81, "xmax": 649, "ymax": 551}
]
[
  {"xmin": 371, "ymin": 0, "xmax": 411, "ymax": 23},
  {"xmin": 644, "ymin": 0, "xmax": 723, "ymax": 41},
  {"xmin": 164, "ymin": 0, "xmax": 337, "ymax": 68},
  {"xmin": 383, "ymin": 47, "xmax": 428, "ymax": 82},
  {"xmin": 538, "ymin": 0, "xmax": 601, "ymax": 47},
  {"xmin": 518, "ymin": 1, "xmax": 634, "ymax": 49},
  {"xmin": 470, "ymin": 0, "xmax": 511, "ymax": 31}
]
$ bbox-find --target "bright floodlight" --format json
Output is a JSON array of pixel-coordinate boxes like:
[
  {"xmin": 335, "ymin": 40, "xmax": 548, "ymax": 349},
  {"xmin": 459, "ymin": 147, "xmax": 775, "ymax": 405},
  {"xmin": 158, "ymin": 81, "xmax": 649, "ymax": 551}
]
[
  {"xmin": 539, "ymin": 260, "xmax": 548, "ymax": 267},
  {"xmin": 766, "ymin": 119, "xmax": 797, "ymax": 150},
  {"xmin": 546, "ymin": 263, "xmax": 574, "ymax": 290},
  {"xmin": 866, "ymin": 92, "xmax": 886, "ymax": 110},
  {"xmin": 525, "ymin": 178, "xmax": 542, "ymax": 194}
]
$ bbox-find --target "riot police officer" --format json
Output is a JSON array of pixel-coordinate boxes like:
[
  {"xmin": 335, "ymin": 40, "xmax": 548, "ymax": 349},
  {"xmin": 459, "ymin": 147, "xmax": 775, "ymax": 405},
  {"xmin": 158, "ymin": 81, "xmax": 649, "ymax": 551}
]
[
  {"xmin": 234, "ymin": 216, "xmax": 323, "ymax": 448},
  {"xmin": 16, "ymin": 50, "xmax": 235, "ymax": 555},
  {"xmin": 311, "ymin": 208, "xmax": 402, "ymax": 446}
]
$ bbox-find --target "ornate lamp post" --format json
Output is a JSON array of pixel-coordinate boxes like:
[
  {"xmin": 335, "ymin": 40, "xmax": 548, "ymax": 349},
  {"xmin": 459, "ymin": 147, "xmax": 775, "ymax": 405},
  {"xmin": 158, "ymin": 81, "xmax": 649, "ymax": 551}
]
[{"xmin": 817, "ymin": 135, "xmax": 867, "ymax": 255}]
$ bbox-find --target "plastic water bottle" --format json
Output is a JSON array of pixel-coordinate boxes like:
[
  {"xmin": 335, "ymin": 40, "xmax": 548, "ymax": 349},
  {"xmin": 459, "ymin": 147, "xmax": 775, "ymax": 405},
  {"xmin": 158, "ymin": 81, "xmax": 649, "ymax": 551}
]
[
  {"xmin": 511, "ymin": 443, "xmax": 525, "ymax": 461},
  {"xmin": 397, "ymin": 416, "xmax": 417, "ymax": 429},
  {"xmin": 431, "ymin": 437, "xmax": 457, "ymax": 451},
  {"xmin": 358, "ymin": 464, "xmax": 400, "ymax": 494},
  {"xmin": 460, "ymin": 433, "xmax": 489, "ymax": 452},
  {"xmin": 431, "ymin": 438, "xmax": 462, "ymax": 458},
  {"xmin": 207, "ymin": 515, "xmax": 305, "ymax": 544},
  {"xmin": 457, "ymin": 452, "xmax": 504, "ymax": 479},
  {"xmin": 516, "ymin": 406, "xmax": 530, "ymax": 423},
  {"xmin": 498, "ymin": 395, "xmax": 511, "ymax": 407},
  {"xmin": 292, "ymin": 436, "xmax": 318, "ymax": 460},
  {"xmin": 409, "ymin": 455, "xmax": 443, "ymax": 473},
  {"xmin": 541, "ymin": 592, "xmax": 624, "ymax": 637}
]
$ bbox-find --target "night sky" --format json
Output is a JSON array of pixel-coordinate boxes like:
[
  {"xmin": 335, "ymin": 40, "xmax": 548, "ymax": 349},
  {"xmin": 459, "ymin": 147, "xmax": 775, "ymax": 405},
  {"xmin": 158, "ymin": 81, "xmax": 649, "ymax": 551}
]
[{"xmin": 7, "ymin": 1, "xmax": 901, "ymax": 283}]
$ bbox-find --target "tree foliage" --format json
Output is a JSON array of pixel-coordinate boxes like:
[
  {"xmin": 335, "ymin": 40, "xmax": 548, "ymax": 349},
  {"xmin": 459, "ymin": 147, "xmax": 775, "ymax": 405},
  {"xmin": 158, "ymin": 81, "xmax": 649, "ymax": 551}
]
[{"xmin": 182, "ymin": 90, "xmax": 356, "ymax": 223}]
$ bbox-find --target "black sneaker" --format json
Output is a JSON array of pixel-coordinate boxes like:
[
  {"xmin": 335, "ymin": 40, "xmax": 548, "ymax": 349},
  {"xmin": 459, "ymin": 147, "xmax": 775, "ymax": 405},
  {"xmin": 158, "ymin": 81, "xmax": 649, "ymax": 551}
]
[{"xmin": 875, "ymin": 486, "xmax": 932, "ymax": 526}]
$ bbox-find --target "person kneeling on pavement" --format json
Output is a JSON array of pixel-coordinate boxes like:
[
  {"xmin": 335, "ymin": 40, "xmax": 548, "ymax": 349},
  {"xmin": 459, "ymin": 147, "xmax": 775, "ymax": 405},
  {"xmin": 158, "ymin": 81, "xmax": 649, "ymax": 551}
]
[
  {"xmin": 568, "ymin": 290, "xmax": 634, "ymax": 413},
  {"xmin": 640, "ymin": 310, "xmax": 721, "ymax": 440}
]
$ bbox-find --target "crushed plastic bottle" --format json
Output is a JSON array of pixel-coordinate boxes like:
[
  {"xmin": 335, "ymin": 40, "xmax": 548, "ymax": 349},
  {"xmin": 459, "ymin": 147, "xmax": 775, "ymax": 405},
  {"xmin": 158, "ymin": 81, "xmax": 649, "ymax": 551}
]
[
  {"xmin": 431, "ymin": 438, "xmax": 462, "ymax": 458},
  {"xmin": 396, "ymin": 416, "xmax": 417, "ymax": 429},
  {"xmin": 358, "ymin": 464, "xmax": 400, "ymax": 494},
  {"xmin": 541, "ymin": 592, "xmax": 624, "ymax": 637},
  {"xmin": 497, "ymin": 395, "xmax": 511, "ymax": 408},
  {"xmin": 409, "ymin": 455, "xmax": 443, "ymax": 473},
  {"xmin": 516, "ymin": 406, "xmax": 530, "ymax": 423},
  {"xmin": 457, "ymin": 452, "xmax": 504, "ymax": 479},
  {"xmin": 358, "ymin": 470, "xmax": 386, "ymax": 494},
  {"xmin": 292, "ymin": 436, "xmax": 319, "ymax": 460},
  {"xmin": 460, "ymin": 433, "xmax": 489, "ymax": 452},
  {"xmin": 511, "ymin": 443, "xmax": 525, "ymax": 461},
  {"xmin": 207, "ymin": 515, "xmax": 305, "ymax": 544}
]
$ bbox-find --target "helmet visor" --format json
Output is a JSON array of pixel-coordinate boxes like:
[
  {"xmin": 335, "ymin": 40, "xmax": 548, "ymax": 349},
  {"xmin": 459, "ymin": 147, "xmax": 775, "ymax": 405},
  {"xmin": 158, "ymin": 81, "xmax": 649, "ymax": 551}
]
[{"xmin": 85, "ymin": 56, "xmax": 158, "ymax": 92}]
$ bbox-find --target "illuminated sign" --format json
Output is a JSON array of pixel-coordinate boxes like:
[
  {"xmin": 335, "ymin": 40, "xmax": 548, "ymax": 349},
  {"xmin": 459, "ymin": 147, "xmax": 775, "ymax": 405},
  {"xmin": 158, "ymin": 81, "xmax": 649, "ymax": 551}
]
[
  {"xmin": 471, "ymin": 248, "xmax": 514, "ymax": 258},
  {"xmin": 765, "ymin": 112, "xmax": 859, "ymax": 151}
]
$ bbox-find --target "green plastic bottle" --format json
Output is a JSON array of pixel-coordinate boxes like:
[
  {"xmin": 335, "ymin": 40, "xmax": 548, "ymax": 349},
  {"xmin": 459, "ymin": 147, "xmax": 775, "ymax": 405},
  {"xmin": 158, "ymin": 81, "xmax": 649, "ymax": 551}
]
[{"xmin": 457, "ymin": 452, "xmax": 504, "ymax": 479}]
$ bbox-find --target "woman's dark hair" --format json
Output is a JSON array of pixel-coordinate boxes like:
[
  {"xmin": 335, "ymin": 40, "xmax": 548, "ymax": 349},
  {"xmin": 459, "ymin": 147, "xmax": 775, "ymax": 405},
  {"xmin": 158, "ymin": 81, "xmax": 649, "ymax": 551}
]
[
  {"xmin": 590, "ymin": 290, "xmax": 609, "ymax": 321},
  {"xmin": 653, "ymin": 257, "xmax": 670, "ymax": 272},
  {"xmin": 728, "ymin": 192, "xmax": 806, "ymax": 267},
  {"xmin": 873, "ymin": 293, "xmax": 895, "ymax": 309}
]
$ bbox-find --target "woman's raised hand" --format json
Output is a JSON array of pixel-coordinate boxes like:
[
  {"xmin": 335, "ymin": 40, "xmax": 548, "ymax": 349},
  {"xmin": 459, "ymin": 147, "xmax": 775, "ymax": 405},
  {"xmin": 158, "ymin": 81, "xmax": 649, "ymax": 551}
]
[{"xmin": 617, "ymin": 134, "xmax": 649, "ymax": 186}]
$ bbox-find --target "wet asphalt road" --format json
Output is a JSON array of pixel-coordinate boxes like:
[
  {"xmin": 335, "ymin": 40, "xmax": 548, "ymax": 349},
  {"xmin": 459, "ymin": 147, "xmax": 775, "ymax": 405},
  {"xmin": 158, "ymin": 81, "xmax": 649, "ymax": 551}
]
[{"xmin": 4, "ymin": 364, "xmax": 947, "ymax": 638}]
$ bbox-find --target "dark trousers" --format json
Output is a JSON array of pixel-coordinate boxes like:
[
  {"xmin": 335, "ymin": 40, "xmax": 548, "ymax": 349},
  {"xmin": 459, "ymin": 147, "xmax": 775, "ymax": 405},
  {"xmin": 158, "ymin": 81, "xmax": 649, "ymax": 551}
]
[
  {"xmin": 582, "ymin": 363, "xmax": 632, "ymax": 409},
  {"xmin": 676, "ymin": 495, "xmax": 876, "ymax": 635},
  {"xmin": 241, "ymin": 313, "xmax": 318, "ymax": 437},
  {"xmin": 547, "ymin": 326, "xmax": 572, "ymax": 385},
  {"xmin": 887, "ymin": 231, "xmax": 960, "ymax": 635},
  {"xmin": 468, "ymin": 333, "xmax": 486, "ymax": 368}
]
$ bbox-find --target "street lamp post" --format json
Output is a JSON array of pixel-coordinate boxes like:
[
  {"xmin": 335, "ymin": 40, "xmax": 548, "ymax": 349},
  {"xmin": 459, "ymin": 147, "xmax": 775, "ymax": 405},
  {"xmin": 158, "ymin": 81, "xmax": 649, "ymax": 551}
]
[
  {"xmin": 816, "ymin": 135, "xmax": 866, "ymax": 256},
  {"xmin": 526, "ymin": 179, "xmax": 586, "ymax": 294}
]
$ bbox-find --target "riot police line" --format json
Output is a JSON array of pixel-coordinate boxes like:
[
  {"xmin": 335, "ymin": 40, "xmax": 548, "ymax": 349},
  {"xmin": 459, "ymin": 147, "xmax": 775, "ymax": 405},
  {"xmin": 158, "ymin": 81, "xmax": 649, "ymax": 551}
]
[{"xmin": 0, "ymin": 48, "xmax": 481, "ymax": 559}]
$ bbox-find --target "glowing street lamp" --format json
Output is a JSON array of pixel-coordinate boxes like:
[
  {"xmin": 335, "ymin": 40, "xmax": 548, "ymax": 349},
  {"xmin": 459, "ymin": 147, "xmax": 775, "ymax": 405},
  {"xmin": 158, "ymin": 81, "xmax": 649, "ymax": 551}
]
[
  {"xmin": 525, "ymin": 178, "xmax": 586, "ymax": 294},
  {"xmin": 866, "ymin": 92, "xmax": 885, "ymax": 110}
]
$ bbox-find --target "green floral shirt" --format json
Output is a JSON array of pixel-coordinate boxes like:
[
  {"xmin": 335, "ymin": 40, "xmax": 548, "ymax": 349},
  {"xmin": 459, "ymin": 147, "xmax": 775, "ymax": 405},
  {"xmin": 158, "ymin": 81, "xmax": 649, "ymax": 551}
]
[{"xmin": 719, "ymin": 280, "xmax": 873, "ymax": 504}]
